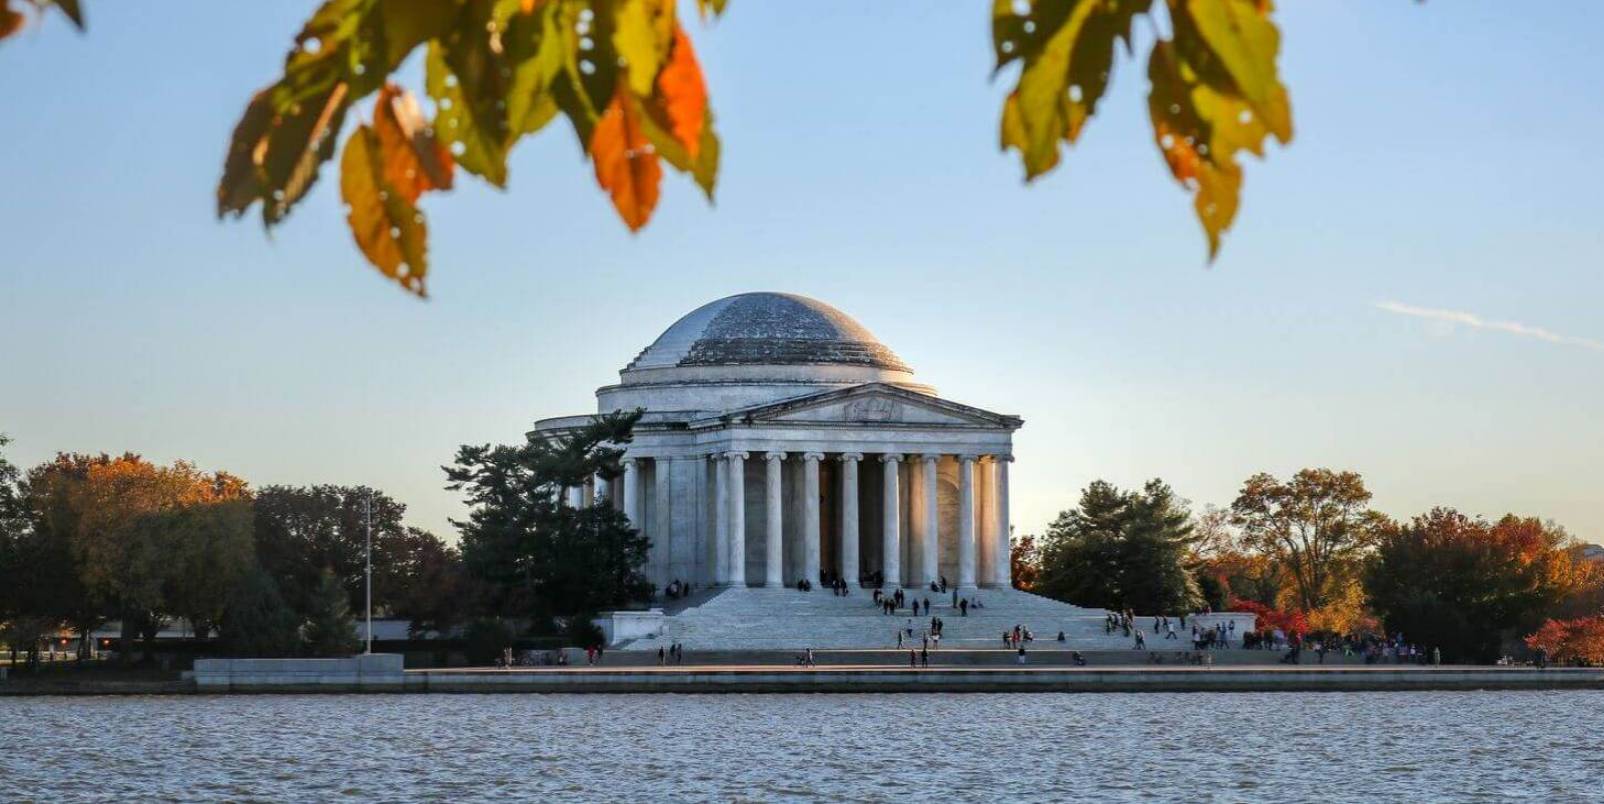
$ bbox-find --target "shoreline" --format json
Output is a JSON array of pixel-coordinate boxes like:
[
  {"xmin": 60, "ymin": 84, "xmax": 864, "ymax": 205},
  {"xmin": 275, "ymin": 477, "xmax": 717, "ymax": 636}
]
[{"xmin": 5, "ymin": 665, "xmax": 1602, "ymax": 696}]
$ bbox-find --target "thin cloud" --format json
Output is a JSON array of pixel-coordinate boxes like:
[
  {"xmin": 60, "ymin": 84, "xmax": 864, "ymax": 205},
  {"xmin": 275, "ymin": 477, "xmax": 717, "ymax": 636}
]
[{"xmin": 1375, "ymin": 301, "xmax": 1604, "ymax": 353}]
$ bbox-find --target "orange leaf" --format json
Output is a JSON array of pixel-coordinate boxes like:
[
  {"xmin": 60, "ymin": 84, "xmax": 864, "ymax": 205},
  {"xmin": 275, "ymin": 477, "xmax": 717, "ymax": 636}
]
[
  {"xmin": 590, "ymin": 90, "xmax": 662, "ymax": 232},
  {"xmin": 1, "ymin": 2, "xmax": 25, "ymax": 40},
  {"xmin": 372, "ymin": 83, "xmax": 454, "ymax": 203},
  {"xmin": 650, "ymin": 24, "xmax": 708, "ymax": 159}
]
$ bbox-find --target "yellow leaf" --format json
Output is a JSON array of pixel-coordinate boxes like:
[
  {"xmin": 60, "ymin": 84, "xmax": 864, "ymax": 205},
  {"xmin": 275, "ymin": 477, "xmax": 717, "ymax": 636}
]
[
  {"xmin": 340, "ymin": 125, "xmax": 429, "ymax": 296},
  {"xmin": 612, "ymin": 0, "xmax": 672, "ymax": 97},
  {"xmin": 590, "ymin": 90, "xmax": 662, "ymax": 231}
]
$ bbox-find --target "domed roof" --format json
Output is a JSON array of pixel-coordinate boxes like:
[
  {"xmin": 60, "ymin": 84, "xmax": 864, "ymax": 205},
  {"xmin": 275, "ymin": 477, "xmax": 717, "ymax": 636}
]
[{"xmin": 626, "ymin": 292, "xmax": 910, "ymax": 373}]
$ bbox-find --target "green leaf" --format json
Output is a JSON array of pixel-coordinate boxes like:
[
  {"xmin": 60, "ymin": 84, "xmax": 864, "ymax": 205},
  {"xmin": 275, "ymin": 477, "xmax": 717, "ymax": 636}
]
[
  {"xmin": 340, "ymin": 124, "xmax": 429, "ymax": 296},
  {"xmin": 1171, "ymin": 0, "xmax": 1291, "ymax": 141},
  {"xmin": 425, "ymin": 20, "xmax": 512, "ymax": 188},
  {"xmin": 996, "ymin": 0, "xmax": 1151, "ymax": 180},
  {"xmin": 504, "ymin": 0, "xmax": 568, "ymax": 136},
  {"xmin": 612, "ymin": 0, "xmax": 671, "ymax": 97}
]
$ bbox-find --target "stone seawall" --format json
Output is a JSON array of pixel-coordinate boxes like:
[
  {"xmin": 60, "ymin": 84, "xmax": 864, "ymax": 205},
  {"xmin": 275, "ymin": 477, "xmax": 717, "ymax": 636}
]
[
  {"xmin": 191, "ymin": 654, "xmax": 405, "ymax": 692},
  {"xmin": 406, "ymin": 666, "xmax": 1604, "ymax": 695}
]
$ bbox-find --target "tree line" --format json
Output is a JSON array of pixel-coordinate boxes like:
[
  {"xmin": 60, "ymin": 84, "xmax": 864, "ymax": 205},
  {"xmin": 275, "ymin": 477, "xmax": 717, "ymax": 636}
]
[
  {"xmin": 1015, "ymin": 469, "xmax": 1604, "ymax": 664},
  {"xmin": 0, "ymin": 415, "xmax": 651, "ymax": 667}
]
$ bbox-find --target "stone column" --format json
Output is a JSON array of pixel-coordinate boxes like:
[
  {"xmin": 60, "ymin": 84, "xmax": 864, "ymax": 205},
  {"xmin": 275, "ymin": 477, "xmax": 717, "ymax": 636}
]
[
  {"xmin": 565, "ymin": 485, "xmax": 583, "ymax": 509},
  {"xmin": 594, "ymin": 473, "xmax": 611, "ymax": 507},
  {"xmin": 582, "ymin": 478, "xmax": 595, "ymax": 508},
  {"xmin": 881, "ymin": 454, "xmax": 902, "ymax": 588},
  {"xmin": 726, "ymin": 451, "xmax": 748, "ymax": 587},
  {"xmin": 839, "ymin": 452, "xmax": 862, "ymax": 587},
  {"xmin": 977, "ymin": 458, "xmax": 996, "ymax": 587},
  {"xmin": 957, "ymin": 454, "xmax": 977, "ymax": 591},
  {"xmin": 653, "ymin": 458, "xmax": 673, "ymax": 589},
  {"xmin": 620, "ymin": 460, "xmax": 639, "ymax": 524},
  {"xmin": 993, "ymin": 455, "xmax": 1012, "ymax": 588},
  {"xmin": 803, "ymin": 452, "xmax": 824, "ymax": 586},
  {"xmin": 920, "ymin": 454, "xmax": 940, "ymax": 588},
  {"xmin": 764, "ymin": 452, "xmax": 785, "ymax": 588},
  {"xmin": 712, "ymin": 454, "xmax": 728, "ymax": 585}
]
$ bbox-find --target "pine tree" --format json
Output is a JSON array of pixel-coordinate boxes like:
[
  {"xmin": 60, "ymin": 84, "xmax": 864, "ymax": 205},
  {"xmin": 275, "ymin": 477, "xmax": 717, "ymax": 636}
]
[
  {"xmin": 301, "ymin": 568, "xmax": 360, "ymax": 657},
  {"xmin": 1034, "ymin": 479, "xmax": 1202, "ymax": 614}
]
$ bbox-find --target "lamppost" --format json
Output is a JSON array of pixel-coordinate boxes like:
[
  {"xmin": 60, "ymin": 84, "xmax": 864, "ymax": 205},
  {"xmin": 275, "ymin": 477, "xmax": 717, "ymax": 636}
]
[{"xmin": 364, "ymin": 491, "xmax": 373, "ymax": 655}]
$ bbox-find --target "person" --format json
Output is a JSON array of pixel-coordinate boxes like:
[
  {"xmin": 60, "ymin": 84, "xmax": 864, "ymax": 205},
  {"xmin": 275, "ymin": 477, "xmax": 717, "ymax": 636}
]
[
  {"xmin": 960, "ymin": 598, "xmax": 969, "ymax": 616},
  {"xmin": 909, "ymin": 649, "xmax": 917, "ymax": 667},
  {"xmin": 595, "ymin": 644, "xmax": 605, "ymax": 665},
  {"xmin": 897, "ymin": 630, "xmax": 904, "ymax": 648},
  {"xmin": 1057, "ymin": 630, "xmax": 1066, "ymax": 642},
  {"xmin": 657, "ymin": 646, "xmax": 666, "ymax": 666},
  {"xmin": 1017, "ymin": 645, "xmax": 1027, "ymax": 665},
  {"xmin": 920, "ymin": 645, "xmax": 929, "ymax": 667},
  {"xmin": 805, "ymin": 647, "xmax": 815, "ymax": 667},
  {"xmin": 922, "ymin": 598, "xmax": 930, "ymax": 616},
  {"xmin": 585, "ymin": 645, "xmax": 595, "ymax": 666},
  {"xmin": 1431, "ymin": 646, "xmax": 1441, "ymax": 666},
  {"xmin": 1134, "ymin": 629, "xmax": 1146, "ymax": 650},
  {"xmin": 1002, "ymin": 630, "xmax": 1012, "ymax": 648},
  {"xmin": 1166, "ymin": 621, "xmax": 1178, "ymax": 640}
]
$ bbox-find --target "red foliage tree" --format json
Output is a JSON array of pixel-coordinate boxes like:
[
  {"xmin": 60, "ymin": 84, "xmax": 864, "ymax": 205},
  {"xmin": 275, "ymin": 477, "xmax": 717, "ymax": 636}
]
[
  {"xmin": 1229, "ymin": 598, "xmax": 1309, "ymax": 637},
  {"xmin": 1525, "ymin": 617, "xmax": 1604, "ymax": 666}
]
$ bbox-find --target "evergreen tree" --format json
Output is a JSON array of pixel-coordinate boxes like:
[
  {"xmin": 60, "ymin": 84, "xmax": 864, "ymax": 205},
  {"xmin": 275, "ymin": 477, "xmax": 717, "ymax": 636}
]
[
  {"xmin": 447, "ymin": 410, "xmax": 651, "ymax": 628},
  {"xmin": 301, "ymin": 568, "xmax": 360, "ymax": 657},
  {"xmin": 218, "ymin": 568, "xmax": 301, "ymax": 658},
  {"xmin": 1035, "ymin": 479, "xmax": 1202, "ymax": 614}
]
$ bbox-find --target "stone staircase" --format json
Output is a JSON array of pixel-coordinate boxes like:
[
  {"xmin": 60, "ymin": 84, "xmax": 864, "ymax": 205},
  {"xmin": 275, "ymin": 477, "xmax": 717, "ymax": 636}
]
[{"xmin": 621, "ymin": 587, "xmax": 1248, "ymax": 652}]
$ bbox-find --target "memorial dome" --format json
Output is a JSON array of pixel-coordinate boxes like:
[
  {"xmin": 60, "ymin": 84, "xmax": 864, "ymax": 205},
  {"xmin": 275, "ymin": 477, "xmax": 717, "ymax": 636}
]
[{"xmin": 624, "ymin": 292, "xmax": 910, "ymax": 373}]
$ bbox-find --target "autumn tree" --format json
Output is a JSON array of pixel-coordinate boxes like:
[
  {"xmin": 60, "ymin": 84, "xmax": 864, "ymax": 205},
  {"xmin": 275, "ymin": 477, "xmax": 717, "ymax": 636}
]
[
  {"xmin": 1525, "ymin": 617, "xmax": 1604, "ymax": 667},
  {"xmin": 1365, "ymin": 510, "xmax": 1581, "ymax": 663},
  {"xmin": 1010, "ymin": 533, "xmax": 1041, "ymax": 592},
  {"xmin": 447, "ymin": 410, "xmax": 650, "ymax": 627},
  {"xmin": 1229, "ymin": 469, "xmax": 1384, "ymax": 614},
  {"xmin": 149, "ymin": 499, "xmax": 258, "ymax": 639},
  {"xmin": 1034, "ymin": 479, "xmax": 1201, "ymax": 614},
  {"xmin": 3, "ymin": 1, "xmax": 1298, "ymax": 292}
]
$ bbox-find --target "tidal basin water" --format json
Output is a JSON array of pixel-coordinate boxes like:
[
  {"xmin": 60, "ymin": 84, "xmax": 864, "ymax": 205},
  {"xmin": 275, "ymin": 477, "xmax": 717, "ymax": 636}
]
[{"xmin": 4, "ymin": 691, "xmax": 1602, "ymax": 802}]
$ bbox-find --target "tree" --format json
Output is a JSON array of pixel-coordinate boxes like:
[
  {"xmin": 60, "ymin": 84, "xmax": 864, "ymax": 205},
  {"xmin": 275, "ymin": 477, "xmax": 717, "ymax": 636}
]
[
  {"xmin": 4, "ymin": 1, "xmax": 1298, "ymax": 292},
  {"xmin": 252, "ymin": 484, "xmax": 457, "ymax": 626},
  {"xmin": 1525, "ymin": 617, "xmax": 1604, "ymax": 667},
  {"xmin": 1010, "ymin": 533, "xmax": 1041, "ymax": 592},
  {"xmin": 1034, "ymin": 479, "xmax": 1202, "ymax": 614},
  {"xmin": 302, "ymin": 568, "xmax": 361, "ymax": 657},
  {"xmin": 218, "ymin": 568, "xmax": 302, "ymax": 658},
  {"xmin": 388, "ymin": 527, "xmax": 473, "ymax": 636},
  {"xmin": 1365, "ymin": 509, "xmax": 1580, "ymax": 663},
  {"xmin": 447, "ymin": 410, "xmax": 651, "ymax": 626},
  {"xmin": 152, "ymin": 499, "xmax": 258, "ymax": 639},
  {"xmin": 1229, "ymin": 469, "xmax": 1383, "ymax": 613}
]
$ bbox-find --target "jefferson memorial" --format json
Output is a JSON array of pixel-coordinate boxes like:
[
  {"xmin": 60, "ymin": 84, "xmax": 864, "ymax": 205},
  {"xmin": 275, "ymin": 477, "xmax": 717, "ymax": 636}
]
[{"xmin": 535, "ymin": 292, "xmax": 1021, "ymax": 594}]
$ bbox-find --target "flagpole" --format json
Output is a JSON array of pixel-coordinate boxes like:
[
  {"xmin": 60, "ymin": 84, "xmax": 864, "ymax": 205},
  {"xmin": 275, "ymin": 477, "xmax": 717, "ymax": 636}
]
[{"xmin": 365, "ymin": 491, "xmax": 373, "ymax": 655}]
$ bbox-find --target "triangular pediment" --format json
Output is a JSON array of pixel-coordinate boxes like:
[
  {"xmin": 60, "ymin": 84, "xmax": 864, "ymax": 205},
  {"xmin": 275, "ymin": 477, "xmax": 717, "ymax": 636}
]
[{"xmin": 701, "ymin": 384, "xmax": 1020, "ymax": 429}]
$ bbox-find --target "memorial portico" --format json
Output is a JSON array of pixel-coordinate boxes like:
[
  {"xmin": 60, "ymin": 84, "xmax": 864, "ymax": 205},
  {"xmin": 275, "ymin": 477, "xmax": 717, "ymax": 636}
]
[{"xmin": 532, "ymin": 292, "xmax": 1022, "ymax": 592}]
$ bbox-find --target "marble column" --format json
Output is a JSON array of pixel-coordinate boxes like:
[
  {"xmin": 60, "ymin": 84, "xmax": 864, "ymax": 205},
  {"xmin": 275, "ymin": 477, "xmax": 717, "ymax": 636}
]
[
  {"xmin": 565, "ymin": 485, "xmax": 583, "ymax": 509},
  {"xmin": 957, "ymin": 454, "xmax": 977, "ymax": 591},
  {"xmin": 764, "ymin": 451, "xmax": 785, "ymax": 588},
  {"xmin": 920, "ymin": 454, "xmax": 940, "ymax": 588},
  {"xmin": 977, "ymin": 458, "xmax": 996, "ymax": 587},
  {"xmin": 803, "ymin": 452, "xmax": 824, "ymax": 586},
  {"xmin": 881, "ymin": 454, "xmax": 902, "ymax": 588},
  {"xmin": 839, "ymin": 452, "xmax": 862, "ymax": 586},
  {"xmin": 620, "ymin": 460, "xmax": 639, "ymax": 525},
  {"xmin": 582, "ymin": 478, "xmax": 594, "ymax": 508},
  {"xmin": 712, "ymin": 454, "xmax": 729, "ymax": 585},
  {"xmin": 726, "ymin": 451, "xmax": 748, "ymax": 587},
  {"xmin": 992, "ymin": 455, "xmax": 1012, "ymax": 588},
  {"xmin": 653, "ymin": 458, "xmax": 673, "ymax": 589},
  {"xmin": 594, "ymin": 473, "xmax": 611, "ymax": 507}
]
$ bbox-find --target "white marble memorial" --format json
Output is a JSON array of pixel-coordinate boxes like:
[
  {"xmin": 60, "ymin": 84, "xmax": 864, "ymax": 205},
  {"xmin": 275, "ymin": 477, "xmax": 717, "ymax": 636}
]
[{"xmin": 532, "ymin": 292, "xmax": 1022, "ymax": 592}]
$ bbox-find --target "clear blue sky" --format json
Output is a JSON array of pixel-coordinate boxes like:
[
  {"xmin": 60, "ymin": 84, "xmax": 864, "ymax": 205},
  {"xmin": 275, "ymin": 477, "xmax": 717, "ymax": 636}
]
[{"xmin": 2, "ymin": 2, "xmax": 1600, "ymax": 544}]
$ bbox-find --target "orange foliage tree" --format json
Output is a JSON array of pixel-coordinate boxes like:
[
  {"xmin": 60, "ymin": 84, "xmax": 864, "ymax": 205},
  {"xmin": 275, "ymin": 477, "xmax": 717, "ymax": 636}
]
[
  {"xmin": 1525, "ymin": 617, "xmax": 1604, "ymax": 667},
  {"xmin": 4, "ymin": 0, "xmax": 1296, "ymax": 294}
]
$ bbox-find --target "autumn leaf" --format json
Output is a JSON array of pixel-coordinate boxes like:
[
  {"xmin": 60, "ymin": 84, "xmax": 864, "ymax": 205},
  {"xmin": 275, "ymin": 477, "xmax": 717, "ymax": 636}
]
[
  {"xmin": 373, "ymin": 83, "xmax": 454, "ymax": 201},
  {"xmin": 646, "ymin": 23, "xmax": 708, "ymax": 160},
  {"xmin": 217, "ymin": 81, "xmax": 352, "ymax": 227},
  {"xmin": 425, "ymin": 2, "xmax": 514, "ymax": 188},
  {"xmin": 340, "ymin": 124, "xmax": 429, "ymax": 296},
  {"xmin": 1148, "ymin": 40, "xmax": 1244, "ymax": 258},
  {"xmin": 612, "ymin": 0, "xmax": 673, "ymax": 97},
  {"xmin": 590, "ymin": 89, "xmax": 662, "ymax": 231},
  {"xmin": 503, "ymin": 0, "xmax": 568, "ymax": 137},
  {"xmin": 995, "ymin": 0, "xmax": 1152, "ymax": 180},
  {"xmin": 694, "ymin": 0, "xmax": 728, "ymax": 21},
  {"xmin": 1, "ymin": 2, "xmax": 26, "ymax": 40}
]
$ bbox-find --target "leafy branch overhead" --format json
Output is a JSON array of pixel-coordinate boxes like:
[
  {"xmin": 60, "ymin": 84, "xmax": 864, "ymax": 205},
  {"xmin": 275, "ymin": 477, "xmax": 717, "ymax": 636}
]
[
  {"xmin": 4, "ymin": 0, "xmax": 1295, "ymax": 293},
  {"xmin": 994, "ymin": 0, "xmax": 1293, "ymax": 257},
  {"xmin": 213, "ymin": 0, "xmax": 722, "ymax": 298}
]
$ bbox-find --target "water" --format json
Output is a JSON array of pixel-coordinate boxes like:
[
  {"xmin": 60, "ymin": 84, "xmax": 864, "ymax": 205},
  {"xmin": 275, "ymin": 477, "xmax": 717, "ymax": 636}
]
[{"xmin": 3, "ymin": 692, "xmax": 1601, "ymax": 802}]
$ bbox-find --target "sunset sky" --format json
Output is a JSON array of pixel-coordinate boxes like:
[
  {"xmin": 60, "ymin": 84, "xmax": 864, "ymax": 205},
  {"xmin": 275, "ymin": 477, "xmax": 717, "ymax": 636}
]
[{"xmin": 2, "ymin": 2, "xmax": 1600, "ymax": 544}]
